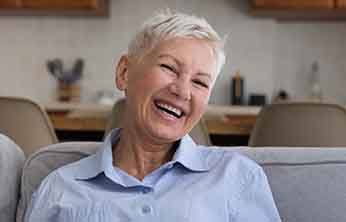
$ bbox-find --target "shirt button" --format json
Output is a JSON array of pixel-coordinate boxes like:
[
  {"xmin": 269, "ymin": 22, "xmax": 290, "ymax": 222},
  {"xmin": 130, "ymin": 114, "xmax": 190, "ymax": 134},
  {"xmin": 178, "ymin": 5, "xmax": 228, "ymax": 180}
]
[{"xmin": 141, "ymin": 205, "xmax": 152, "ymax": 214}]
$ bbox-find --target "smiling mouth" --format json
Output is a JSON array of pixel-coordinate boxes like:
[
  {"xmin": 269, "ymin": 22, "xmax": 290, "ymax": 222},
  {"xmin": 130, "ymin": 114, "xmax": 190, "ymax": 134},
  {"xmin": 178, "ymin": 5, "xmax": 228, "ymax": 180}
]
[{"xmin": 154, "ymin": 101, "xmax": 184, "ymax": 119}]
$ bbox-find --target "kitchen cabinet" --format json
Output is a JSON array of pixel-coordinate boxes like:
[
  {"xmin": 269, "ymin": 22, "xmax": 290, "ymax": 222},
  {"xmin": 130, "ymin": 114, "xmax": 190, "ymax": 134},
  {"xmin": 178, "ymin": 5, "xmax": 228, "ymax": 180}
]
[
  {"xmin": 0, "ymin": 0, "xmax": 21, "ymax": 7},
  {"xmin": 252, "ymin": 0, "xmax": 334, "ymax": 9},
  {"xmin": 22, "ymin": 0, "xmax": 99, "ymax": 10},
  {"xmin": 251, "ymin": 0, "xmax": 346, "ymax": 20},
  {"xmin": 336, "ymin": 0, "xmax": 346, "ymax": 8},
  {"xmin": 0, "ymin": 0, "xmax": 108, "ymax": 16}
]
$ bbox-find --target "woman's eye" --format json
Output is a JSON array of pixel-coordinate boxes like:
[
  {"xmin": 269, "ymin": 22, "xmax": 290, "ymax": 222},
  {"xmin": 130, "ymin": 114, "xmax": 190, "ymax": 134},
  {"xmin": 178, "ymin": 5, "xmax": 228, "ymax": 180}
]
[
  {"xmin": 160, "ymin": 64, "xmax": 175, "ymax": 72},
  {"xmin": 193, "ymin": 80, "xmax": 209, "ymax": 89}
]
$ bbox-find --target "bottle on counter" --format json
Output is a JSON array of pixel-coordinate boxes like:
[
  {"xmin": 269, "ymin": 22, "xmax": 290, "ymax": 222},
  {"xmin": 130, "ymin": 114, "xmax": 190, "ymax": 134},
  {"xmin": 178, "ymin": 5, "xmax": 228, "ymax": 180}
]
[
  {"xmin": 309, "ymin": 61, "xmax": 323, "ymax": 102},
  {"xmin": 231, "ymin": 70, "xmax": 244, "ymax": 105}
]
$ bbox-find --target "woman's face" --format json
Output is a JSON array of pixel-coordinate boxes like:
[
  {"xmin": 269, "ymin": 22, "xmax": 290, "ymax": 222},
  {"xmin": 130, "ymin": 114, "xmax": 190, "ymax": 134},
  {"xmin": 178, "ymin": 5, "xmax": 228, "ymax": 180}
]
[{"xmin": 116, "ymin": 37, "xmax": 217, "ymax": 144}]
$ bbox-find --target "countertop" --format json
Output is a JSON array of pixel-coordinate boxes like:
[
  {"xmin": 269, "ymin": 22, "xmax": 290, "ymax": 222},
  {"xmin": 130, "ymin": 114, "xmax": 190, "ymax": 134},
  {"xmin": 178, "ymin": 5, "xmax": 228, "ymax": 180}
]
[
  {"xmin": 44, "ymin": 102, "xmax": 261, "ymax": 117},
  {"xmin": 44, "ymin": 102, "xmax": 261, "ymax": 135}
]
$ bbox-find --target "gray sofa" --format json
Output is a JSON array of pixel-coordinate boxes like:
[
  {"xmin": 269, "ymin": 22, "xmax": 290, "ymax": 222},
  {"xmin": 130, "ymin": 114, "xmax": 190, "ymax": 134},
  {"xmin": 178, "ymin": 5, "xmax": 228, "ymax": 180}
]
[
  {"xmin": 2, "ymin": 136, "xmax": 346, "ymax": 222},
  {"xmin": 0, "ymin": 135, "xmax": 25, "ymax": 222}
]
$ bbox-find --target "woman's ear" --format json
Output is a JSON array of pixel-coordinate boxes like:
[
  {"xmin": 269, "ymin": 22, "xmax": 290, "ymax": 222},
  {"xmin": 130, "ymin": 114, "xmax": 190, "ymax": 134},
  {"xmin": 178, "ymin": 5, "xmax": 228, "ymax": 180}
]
[{"xmin": 115, "ymin": 55, "xmax": 129, "ymax": 91}]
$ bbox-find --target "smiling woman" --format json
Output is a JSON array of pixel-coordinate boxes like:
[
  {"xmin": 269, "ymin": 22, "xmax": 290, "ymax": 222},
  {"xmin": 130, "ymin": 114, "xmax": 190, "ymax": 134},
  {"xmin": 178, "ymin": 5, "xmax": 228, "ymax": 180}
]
[
  {"xmin": 24, "ymin": 10, "xmax": 281, "ymax": 222},
  {"xmin": 116, "ymin": 37, "xmax": 216, "ymax": 144}
]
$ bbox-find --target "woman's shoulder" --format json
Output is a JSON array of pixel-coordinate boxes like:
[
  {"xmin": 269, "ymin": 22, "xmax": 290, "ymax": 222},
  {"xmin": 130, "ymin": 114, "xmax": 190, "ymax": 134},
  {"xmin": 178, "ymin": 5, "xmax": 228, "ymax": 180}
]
[{"xmin": 196, "ymin": 146, "xmax": 263, "ymax": 176}]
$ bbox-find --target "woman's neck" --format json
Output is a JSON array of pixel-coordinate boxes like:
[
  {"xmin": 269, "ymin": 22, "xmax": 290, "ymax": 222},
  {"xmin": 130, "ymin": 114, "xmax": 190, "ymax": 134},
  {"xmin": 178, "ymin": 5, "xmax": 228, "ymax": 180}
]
[{"xmin": 112, "ymin": 128, "xmax": 176, "ymax": 181}]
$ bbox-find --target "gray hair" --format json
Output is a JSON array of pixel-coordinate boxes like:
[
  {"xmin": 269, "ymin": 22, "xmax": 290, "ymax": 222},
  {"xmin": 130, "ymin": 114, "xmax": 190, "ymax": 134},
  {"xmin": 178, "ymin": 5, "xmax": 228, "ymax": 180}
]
[{"xmin": 128, "ymin": 10, "xmax": 226, "ymax": 77}]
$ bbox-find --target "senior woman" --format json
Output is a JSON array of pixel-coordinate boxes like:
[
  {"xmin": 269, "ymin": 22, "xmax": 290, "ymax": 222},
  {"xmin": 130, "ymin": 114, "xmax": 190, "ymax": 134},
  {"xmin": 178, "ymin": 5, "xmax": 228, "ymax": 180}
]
[{"xmin": 24, "ymin": 11, "xmax": 281, "ymax": 222}]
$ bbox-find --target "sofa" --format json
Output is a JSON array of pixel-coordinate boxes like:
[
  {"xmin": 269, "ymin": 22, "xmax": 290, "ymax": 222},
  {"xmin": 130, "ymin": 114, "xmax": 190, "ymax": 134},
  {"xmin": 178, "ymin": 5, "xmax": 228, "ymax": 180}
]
[
  {"xmin": 0, "ymin": 135, "xmax": 25, "ymax": 222},
  {"xmin": 2, "ymin": 134, "xmax": 346, "ymax": 222}
]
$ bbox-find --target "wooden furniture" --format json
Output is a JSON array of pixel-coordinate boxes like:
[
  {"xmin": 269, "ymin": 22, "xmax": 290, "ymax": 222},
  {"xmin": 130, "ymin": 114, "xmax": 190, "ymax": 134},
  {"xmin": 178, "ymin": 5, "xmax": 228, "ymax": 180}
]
[
  {"xmin": 252, "ymin": 0, "xmax": 334, "ymax": 9},
  {"xmin": 45, "ymin": 102, "xmax": 110, "ymax": 131},
  {"xmin": 45, "ymin": 102, "xmax": 261, "ymax": 143},
  {"xmin": 251, "ymin": 0, "xmax": 346, "ymax": 20},
  {"xmin": 204, "ymin": 105, "xmax": 259, "ymax": 136},
  {"xmin": 0, "ymin": 0, "xmax": 20, "ymax": 7},
  {"xmin": 0, "ymin": 0, "xmax": 109, "ymax": 16},
  {"xmin": 336, "ymin": 0, "xmax": 346, "ymax": 8},
  {"xmin": 205, "ymin": 115, "xmax": 257, "ymax": 136}
]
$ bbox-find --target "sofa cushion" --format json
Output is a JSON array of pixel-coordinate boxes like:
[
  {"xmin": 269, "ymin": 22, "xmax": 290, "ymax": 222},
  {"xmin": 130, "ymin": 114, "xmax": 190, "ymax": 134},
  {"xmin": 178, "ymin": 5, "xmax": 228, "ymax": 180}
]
[
  {"xmin": 0, "ymin": 134, "xmax": 25, "ymax": 222},
  {"xmin": 16, "ymin": 142, "xmax": 101, "ymax": 222},
  {"xmin": 234, "ymin": 147, "xmax": 346, "ymax": 222},
  {"xmin": 18, "ymin": 144, "xmax": 346, "ymax": 222}
]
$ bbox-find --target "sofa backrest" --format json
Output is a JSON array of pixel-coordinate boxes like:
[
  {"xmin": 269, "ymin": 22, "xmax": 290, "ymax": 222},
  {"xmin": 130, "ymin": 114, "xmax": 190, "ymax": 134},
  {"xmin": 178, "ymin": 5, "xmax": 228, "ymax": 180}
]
[
  {"xmin": 233, "ymin": 147, "xmax": 346, "ymax": 222},
  {"xmin": 0, "ymin": 134, "xmax": 25, "ymax": 222},
  {"xmin": 18, "ymin": 143, "xmax": 346, "ymax": 222},
  {"xmin": 17, "ymin": 142, "xmax": 101, "ymax": 222}
]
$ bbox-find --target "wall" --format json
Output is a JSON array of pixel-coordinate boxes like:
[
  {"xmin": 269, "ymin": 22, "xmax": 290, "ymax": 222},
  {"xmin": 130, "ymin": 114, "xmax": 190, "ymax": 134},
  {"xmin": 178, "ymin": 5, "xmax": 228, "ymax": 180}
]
[
  {"xmin": 0, "ymin": 0, "xmax": 345, "ymax": 105},
  {"xmin": 274, "ymin": 23, "xmax": 346, "ymax": 104}
]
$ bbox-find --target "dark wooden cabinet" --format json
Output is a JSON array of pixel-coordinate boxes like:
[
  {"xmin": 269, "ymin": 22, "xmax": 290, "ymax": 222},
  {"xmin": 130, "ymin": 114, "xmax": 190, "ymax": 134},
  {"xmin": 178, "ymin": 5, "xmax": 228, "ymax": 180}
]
[
  {"xmin": 336, "ymin": 0, "xmax": 346, "ymax": 8},
  {"xmin": 22, "ymin": 0, "xmax": 99, "ymax": 10},
  {"xmin": 253, "ymin": 0, "xmax": 334, "ymax": 9},
  {"xmin": 251, "ymin": 0, "xmax": 346, "ymax": 20},
  {"xmin": 0, "ymin": 0, "xmax": 108, "ymax": 16},
  {"xmin": 0, "ymin": 0, "xmax": 21, "ymax": 8}
]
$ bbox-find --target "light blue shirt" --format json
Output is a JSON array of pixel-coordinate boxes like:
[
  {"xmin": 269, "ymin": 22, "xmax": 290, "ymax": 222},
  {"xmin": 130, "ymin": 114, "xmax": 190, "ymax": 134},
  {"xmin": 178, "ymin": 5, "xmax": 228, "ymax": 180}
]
[{"xmin": 25, "ymin": 129, "xmax": 281, "ymax": 222}]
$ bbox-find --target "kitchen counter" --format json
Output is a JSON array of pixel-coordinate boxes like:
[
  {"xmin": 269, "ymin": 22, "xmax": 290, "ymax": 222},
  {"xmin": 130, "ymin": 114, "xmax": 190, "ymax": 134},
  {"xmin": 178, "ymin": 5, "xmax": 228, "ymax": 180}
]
[{"xmin": 44, "ymin": 102, "xmax": 261, "ymax": 135}]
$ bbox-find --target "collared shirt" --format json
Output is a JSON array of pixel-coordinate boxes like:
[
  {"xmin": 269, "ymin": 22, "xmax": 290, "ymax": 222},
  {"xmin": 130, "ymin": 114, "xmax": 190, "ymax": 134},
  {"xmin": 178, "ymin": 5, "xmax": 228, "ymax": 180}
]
[{"xmin": 24, "ymin": 129, "xmax": 281, "ymax": 222}]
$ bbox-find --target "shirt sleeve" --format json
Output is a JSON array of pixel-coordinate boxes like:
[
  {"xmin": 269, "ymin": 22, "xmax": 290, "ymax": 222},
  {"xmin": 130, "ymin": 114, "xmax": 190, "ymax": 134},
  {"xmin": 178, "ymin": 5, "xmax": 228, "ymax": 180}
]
[
  {"xmin": 23, "ymin": 172, "xmax": 62, "ymax": 222},
  {"xmin": 232, "ymin": 165, "xmax": 282, "ymax": 222}
]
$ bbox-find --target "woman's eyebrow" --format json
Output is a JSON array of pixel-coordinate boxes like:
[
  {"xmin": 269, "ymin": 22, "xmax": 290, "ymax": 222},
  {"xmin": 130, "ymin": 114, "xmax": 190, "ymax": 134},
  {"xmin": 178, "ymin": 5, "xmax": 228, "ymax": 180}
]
[
  {"xmin": 158, "ymin": 54, "xmax": 181, "ymax": 65},
  {"xmin": 158, "ymin": 54, "xmax": 212, "ymax": 79},
  {"xmin": 197, "ymin": 72, "xmax": 212, "ymax": 80}
]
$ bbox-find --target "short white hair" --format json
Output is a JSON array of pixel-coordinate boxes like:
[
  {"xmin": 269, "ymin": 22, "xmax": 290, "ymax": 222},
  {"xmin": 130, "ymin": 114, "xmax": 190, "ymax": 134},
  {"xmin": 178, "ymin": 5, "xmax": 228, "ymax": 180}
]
[{"xmin": 128, "ymin": 10, "xmax": 226, "ymax": 76}]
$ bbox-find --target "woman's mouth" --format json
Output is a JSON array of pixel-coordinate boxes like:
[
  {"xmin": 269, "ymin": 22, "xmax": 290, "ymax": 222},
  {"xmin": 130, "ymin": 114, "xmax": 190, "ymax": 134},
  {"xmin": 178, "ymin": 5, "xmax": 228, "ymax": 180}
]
[{"xmin": 154, "ymin": 101, "xmax": 184, "ymax": 119}]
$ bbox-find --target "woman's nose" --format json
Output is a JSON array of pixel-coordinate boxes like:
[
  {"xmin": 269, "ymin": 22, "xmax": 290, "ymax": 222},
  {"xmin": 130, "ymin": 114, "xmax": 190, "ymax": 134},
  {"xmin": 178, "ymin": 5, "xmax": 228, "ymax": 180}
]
[{"xmin": 169, "ymin": 79, "xmax": 191, "ymax": 101}]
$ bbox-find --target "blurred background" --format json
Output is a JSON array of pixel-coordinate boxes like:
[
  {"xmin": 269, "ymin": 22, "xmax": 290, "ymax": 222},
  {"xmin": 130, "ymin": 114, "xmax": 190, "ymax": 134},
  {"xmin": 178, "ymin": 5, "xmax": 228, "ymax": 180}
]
[
  {"xmin": 1, "ymin": 0, "xmax": 346, "ymax": 105},
  {"xmin": 1, "ymin": 0, "xmax": 346, "ymax": 145}
]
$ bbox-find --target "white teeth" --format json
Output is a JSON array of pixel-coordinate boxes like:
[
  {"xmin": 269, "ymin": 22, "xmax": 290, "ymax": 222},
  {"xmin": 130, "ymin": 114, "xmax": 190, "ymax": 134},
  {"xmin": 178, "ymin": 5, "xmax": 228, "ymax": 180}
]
[{"xmin": 157, "ymin": 102, "xmax": 182, "ymax": 117}]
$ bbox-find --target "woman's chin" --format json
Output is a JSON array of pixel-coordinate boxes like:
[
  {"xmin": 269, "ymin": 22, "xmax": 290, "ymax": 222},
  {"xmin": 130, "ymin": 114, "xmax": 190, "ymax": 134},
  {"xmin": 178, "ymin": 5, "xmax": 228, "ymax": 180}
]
[{"xmin": 147, "ymin": 126, "xmax": 185, "ymax": 143}]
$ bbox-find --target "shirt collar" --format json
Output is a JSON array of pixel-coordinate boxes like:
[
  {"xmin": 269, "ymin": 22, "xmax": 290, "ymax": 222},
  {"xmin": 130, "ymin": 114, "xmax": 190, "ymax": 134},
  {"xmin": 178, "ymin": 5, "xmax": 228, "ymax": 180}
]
[
  {"xmin": 74, "ymin": 128, "xmax": 120, "ymax": 180},
  {"xmin": 171, "ymin": 135, "xmax": 211, "ymax": 172},
  {"xmin": 74, "ymin": 129, "xmax": 213, "ymax": 181}
]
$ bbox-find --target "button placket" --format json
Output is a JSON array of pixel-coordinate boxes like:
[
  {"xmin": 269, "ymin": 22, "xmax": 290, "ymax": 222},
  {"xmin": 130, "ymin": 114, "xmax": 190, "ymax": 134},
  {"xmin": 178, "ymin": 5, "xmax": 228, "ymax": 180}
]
[
  {"xmin": 135, "ymin": 188, "xmax": 156, "ymax": 219},
  {"xmin": 141, "ymin": 205, "xmax": 152, "ymax": 214}
]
